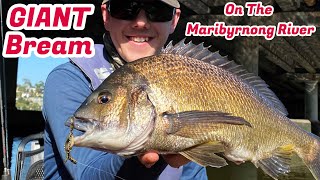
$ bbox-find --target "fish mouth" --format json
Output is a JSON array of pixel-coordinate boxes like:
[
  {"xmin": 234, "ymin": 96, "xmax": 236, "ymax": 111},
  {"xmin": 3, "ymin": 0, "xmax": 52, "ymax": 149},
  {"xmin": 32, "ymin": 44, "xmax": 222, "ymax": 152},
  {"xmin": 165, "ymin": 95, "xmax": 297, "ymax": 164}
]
[
  {"xmin": 65, "ymin": 116, "xmax": 100, "ymax": 132},
  {"xmin": 65, "ymin": 116, "xmax": 105, "ymax": 145}
]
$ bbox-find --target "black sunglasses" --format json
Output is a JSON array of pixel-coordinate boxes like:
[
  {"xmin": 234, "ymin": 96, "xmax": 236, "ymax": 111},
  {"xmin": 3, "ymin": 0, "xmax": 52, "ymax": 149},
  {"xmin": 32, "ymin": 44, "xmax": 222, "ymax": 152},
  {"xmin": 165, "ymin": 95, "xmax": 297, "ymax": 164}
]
[{"xmin": 107, "ymin": 0, "xmax": 176, "ymax": 22}]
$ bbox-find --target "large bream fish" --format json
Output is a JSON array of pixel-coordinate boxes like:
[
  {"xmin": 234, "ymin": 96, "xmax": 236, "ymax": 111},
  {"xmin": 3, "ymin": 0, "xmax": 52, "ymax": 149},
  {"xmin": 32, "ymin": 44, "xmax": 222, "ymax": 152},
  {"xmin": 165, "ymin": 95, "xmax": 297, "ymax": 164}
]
[{"xmin": 66, "ymin": 40, "xmax": 320, "ymax": 179}]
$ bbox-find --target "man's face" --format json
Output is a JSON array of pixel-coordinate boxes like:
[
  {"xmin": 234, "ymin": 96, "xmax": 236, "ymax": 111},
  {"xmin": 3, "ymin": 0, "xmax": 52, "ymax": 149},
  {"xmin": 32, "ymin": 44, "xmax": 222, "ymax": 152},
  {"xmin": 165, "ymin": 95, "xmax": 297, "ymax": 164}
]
[{"xmin": 101, "ymin": 2, "xmax": 181, "ymax": 62}]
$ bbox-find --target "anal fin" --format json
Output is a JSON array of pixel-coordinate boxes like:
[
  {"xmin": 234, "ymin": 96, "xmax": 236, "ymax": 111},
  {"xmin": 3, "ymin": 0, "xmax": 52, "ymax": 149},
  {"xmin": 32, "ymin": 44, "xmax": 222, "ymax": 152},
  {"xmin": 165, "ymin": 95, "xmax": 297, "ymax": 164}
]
[
  {"xmin": 256, "ymin": 144, "xmax": 294, "ymax": 179},
  {"xmin": 180, "ymin": 142, "xmax": 228, "ymax": 168}
]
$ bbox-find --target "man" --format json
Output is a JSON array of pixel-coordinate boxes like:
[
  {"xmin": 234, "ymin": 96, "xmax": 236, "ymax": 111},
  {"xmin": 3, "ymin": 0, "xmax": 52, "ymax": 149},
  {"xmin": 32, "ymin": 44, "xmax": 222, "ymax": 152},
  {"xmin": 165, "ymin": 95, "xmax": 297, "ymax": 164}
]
[{"xmin": 43, "ymin": 0, "xmax": 208, "ymax": 179}]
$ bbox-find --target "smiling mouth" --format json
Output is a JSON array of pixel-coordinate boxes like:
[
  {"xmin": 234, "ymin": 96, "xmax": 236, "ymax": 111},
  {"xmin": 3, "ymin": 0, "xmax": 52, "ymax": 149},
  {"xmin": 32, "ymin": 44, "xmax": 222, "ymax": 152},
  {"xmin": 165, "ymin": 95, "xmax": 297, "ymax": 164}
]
[{"xmin": 127, "ymin": 36, "xmax": 152, "ymax": 43}]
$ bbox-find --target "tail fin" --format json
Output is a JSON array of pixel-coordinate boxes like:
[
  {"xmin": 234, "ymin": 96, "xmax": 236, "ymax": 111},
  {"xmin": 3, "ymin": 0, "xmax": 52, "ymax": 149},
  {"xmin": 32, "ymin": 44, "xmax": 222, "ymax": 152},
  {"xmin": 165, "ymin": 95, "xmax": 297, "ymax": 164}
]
[{"xmin": 298, "ymin": 136, "xmax": 320, "ymax": 180}]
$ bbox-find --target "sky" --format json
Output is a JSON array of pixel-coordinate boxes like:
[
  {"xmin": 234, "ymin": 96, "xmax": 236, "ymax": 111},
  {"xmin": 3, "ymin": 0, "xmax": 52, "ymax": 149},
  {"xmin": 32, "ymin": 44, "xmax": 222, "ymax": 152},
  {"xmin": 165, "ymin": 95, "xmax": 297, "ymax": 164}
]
[{"xmin": 17, "ymin": 54, "xmax": 69, "ymax": 85}]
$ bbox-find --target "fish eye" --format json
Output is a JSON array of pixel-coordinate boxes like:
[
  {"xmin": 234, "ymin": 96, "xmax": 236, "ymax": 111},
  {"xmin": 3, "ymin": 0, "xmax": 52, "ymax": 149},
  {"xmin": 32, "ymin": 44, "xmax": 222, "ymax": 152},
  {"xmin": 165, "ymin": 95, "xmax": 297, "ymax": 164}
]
[{"xmin": 97, "ymin": 92, "xmax": 111, "ymax": 104}]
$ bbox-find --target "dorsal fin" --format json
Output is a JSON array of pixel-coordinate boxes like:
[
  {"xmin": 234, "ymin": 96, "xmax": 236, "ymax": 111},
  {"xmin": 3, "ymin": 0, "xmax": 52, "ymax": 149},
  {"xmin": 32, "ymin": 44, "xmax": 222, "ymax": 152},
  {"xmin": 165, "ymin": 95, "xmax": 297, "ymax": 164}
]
[{"xmin": 162, "ymin": 39, "xmax": 288, "ymax": 116}]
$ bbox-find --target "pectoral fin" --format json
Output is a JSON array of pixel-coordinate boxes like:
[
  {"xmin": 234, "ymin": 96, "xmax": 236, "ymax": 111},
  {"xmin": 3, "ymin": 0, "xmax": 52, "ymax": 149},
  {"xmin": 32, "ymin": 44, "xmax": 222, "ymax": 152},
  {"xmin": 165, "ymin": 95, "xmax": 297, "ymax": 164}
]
[
  {"xmin": 163, "ymin": 110, "xmax": 251, "ymax": 135},
  {"xmin": 255, "ymin": 144, "xmax": 294, "ymax": 179},
  {"xmin": 180, "ymin": 142, "xmax": 228, "ymax": 168}
]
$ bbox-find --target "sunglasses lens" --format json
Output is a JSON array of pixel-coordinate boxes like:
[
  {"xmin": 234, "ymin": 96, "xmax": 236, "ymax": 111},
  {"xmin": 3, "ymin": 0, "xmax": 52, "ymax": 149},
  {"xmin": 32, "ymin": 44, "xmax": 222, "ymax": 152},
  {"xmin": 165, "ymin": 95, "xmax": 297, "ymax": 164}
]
[
  {"xmin": 108, "ymin": 0, "xmax": 175, "ymax": 22},
  {"xmin": 145, "ymin": 2, "xmax": 174, "ymax": 22},
  {"xmin": 109, "ymin": 1, "xmax": 139, "ymax": 20}
]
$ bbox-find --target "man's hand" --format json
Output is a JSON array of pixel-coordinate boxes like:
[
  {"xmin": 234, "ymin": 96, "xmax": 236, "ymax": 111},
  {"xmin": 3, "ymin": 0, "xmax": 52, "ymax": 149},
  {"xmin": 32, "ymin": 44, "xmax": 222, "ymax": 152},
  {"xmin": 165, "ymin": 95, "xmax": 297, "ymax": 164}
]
[
  {"xmin": 162, "ymin": 154, "xmax": 190, "ymax": 168},
  {"xmin": 138, "ymin": 151, "xmax": 190, "ymax": 168}
]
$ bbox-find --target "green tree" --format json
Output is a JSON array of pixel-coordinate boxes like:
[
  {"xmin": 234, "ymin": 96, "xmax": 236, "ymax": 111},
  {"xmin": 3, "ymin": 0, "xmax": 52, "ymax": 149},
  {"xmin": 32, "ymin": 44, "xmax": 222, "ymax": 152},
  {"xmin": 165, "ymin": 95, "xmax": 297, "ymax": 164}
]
[
  {"xmin": 35, "ymin": 81, "xmax": 44, "ymax": 95},
  {"xmin": 16, "ymin": 79, "xmax": 44, "ymax": 111}
]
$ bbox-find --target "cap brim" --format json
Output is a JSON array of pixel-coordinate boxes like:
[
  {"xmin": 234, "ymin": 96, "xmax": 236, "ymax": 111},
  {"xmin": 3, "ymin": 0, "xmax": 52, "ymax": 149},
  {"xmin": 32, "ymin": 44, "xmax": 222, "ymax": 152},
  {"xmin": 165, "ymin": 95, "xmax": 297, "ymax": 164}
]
[
  {"xmin": 161, "ymin": 0, "xmax": 180, "ymax": 8},
  {"xmin": 102, "ymin": 0, "xmax": 179, "ymax": 8}
]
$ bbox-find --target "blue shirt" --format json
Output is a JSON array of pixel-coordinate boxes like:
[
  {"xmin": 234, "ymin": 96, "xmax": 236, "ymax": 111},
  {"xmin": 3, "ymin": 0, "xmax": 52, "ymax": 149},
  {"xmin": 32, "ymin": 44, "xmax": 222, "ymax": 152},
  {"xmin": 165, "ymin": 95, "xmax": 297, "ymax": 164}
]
[{"xmin": 43, "ymin": 61, "xmax": 208, "ymax": 179}]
